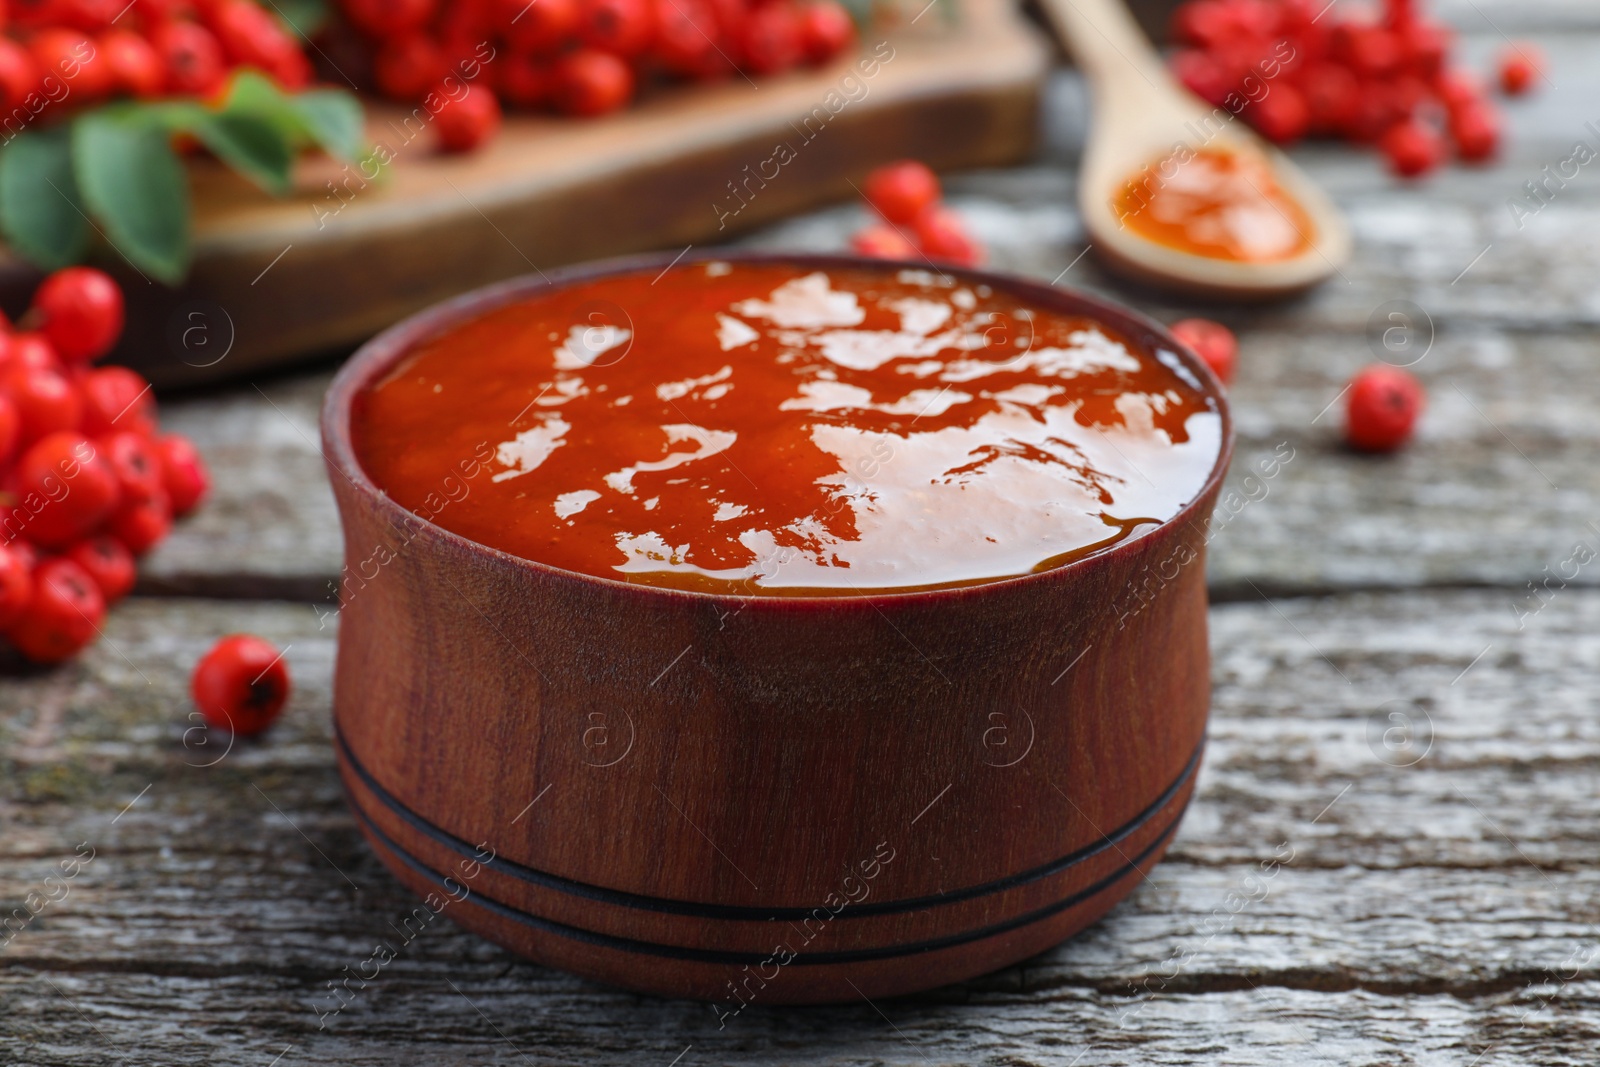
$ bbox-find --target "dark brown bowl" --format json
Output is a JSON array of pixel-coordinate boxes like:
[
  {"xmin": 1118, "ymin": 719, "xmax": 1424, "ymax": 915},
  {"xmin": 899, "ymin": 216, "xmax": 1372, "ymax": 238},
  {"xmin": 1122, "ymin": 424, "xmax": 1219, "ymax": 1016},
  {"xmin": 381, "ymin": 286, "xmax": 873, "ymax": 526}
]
[{"xmin": 320, "ymin": 251, "xmax": 1234, "ymax": 1005}]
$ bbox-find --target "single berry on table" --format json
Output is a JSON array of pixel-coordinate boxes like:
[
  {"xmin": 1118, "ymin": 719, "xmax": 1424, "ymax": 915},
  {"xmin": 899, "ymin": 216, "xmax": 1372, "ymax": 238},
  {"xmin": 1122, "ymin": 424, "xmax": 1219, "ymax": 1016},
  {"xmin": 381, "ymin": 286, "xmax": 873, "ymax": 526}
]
[
  {"xmin": 1345, "ymin": 364, "xmax": 1424, "ymax": 452},
  {"xmin": 863, "ymin": 160, "xmax": 940, "ymax": 226},
  {"xmin": 1498, "ymin": 44, "xmax": 1541, "ymax": 95},
  {"xmin": 914, "ymin": 205, "xmax": 984, "ymax": 267},
  {"xmin": 192, "ymin": 634, "xmax": 292, "ymax": 735},
  {"xmin": 1170, "ymin": 318, "xmax": 1237, "ymax": 385}
]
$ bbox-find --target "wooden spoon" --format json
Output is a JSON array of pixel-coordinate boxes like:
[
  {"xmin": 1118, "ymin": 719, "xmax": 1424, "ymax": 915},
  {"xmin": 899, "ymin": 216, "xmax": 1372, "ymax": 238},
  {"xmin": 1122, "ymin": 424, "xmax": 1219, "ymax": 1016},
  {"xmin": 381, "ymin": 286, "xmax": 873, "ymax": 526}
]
[{"xmin": 1037, "ymin": 0, "xmax": 1352, "ymax": 298}]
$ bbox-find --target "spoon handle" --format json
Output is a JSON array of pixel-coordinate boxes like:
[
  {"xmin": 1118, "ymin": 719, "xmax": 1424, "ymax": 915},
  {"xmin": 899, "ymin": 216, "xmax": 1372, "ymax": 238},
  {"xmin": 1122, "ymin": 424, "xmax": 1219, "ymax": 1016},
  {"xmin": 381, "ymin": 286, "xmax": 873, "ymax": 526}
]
[{"xmin": 1035, "ymin": 0, "xmax": 1169, "ymax": 91}]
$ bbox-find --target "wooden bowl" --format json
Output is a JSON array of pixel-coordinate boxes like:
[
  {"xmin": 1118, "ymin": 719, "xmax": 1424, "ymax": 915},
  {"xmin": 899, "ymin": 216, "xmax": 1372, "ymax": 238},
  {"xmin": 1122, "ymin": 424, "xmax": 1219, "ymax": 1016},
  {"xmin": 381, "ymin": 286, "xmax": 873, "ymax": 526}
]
[{"xmin": 320, "ymin": 251, "xmax": 1235, "ymax": 1005}]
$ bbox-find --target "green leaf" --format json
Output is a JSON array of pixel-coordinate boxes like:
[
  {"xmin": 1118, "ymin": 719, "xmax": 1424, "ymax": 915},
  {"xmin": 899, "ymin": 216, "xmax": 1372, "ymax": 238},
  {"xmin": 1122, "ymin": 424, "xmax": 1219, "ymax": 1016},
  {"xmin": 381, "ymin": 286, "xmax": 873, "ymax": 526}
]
[
  {"xmin": 216, "ymin": 72, "xmax": 308, "ymax": 147},
  {"xmin": 185, "ymin": 111, "xmax": 295, "ymax": 195},
  {"xmin": 221, "ymin": 69, "xmax": 294, "ymax": 116},
  {"xmin": 837, "ymin": 0, "xmax": 872, "ymax": 27},
  {"xmin": 271, "ymin": 0, "xmax": 330, "ymax": 37},
  {"xmin": 290, "ymin": 90, "xmax": 364, "ymax": 163},
  {"xmin": 219, "ymin": 71, "xmax": 365, "ymax": 163},
  {"xmin": 137, "ymin": 99, "xmax": 210, "ymax": 131},
  {"xmin": 0, "ymin": 127, "xmax": 89, "ymax": 269},
  {"xmin": 73, "ymin": 109, "xmax": 190, "ymax": 285}
]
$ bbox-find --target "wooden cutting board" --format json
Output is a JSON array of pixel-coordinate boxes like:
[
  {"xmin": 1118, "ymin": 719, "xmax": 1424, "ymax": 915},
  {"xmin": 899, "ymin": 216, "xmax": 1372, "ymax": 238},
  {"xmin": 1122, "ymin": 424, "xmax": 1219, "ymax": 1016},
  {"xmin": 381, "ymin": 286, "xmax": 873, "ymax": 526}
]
[{"xmin": 4, "ymin": 0, "xmax": 1051, "ymax": 388}]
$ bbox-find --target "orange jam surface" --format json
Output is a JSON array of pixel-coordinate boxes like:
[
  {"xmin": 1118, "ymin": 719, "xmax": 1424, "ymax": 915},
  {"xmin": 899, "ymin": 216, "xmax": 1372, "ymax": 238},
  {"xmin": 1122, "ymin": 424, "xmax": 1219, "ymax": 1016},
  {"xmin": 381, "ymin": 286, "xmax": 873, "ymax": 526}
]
[
  {"xmin": 353, "ymin": 261, "xmax": 1223, "ymax": 595},
  {"xmin": 1113, "ymin": 147, "xmax": 1315, "ymax": 262}
]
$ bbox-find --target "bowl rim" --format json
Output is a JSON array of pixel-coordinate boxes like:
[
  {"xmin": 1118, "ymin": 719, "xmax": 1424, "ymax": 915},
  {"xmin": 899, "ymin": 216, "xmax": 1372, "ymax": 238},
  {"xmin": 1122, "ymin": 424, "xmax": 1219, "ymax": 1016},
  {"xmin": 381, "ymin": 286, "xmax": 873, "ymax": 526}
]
[{"xmin": 321, "ymin": 249, "xmax": 1236, "ymax": 610}]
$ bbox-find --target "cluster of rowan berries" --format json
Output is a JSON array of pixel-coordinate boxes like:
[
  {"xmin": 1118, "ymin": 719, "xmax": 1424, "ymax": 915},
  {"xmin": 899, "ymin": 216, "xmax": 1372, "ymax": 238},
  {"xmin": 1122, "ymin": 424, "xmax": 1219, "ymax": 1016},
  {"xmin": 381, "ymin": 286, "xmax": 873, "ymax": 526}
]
[
  {"xmin": 0, "ymin": 0, "xmax": 310, "ymax": 118},
  {"xmin": 335, "ymin": 0, "xmax": 859, "ymax": 152},
  {"xmin": 0, "ymin": 266, "xmax": 210, "ymax": 664},
  {"xmin": 849, "ymin": 160, "xmax": 985, "ymax": 267},
  {"xmin": 1168, "ymin": 0, "xmax": 1543, "ymax": 178}
]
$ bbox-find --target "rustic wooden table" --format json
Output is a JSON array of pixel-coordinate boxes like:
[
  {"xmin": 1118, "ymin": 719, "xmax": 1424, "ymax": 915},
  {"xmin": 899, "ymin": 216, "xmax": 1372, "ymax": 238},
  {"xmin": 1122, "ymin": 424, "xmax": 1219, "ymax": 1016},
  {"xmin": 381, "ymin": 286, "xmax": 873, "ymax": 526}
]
[{"xmin": 6, "ymin": 4, "xmax": 1600, "ymax": 1063}]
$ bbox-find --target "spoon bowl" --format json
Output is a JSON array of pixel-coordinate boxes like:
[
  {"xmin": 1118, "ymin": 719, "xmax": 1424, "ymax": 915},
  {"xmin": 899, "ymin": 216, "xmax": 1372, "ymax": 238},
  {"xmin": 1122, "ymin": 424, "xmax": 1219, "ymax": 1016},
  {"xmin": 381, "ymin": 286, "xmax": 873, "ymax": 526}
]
[{"xmin": 1040, "ymin": 0, "xmax": 1352, "ymax": 298}]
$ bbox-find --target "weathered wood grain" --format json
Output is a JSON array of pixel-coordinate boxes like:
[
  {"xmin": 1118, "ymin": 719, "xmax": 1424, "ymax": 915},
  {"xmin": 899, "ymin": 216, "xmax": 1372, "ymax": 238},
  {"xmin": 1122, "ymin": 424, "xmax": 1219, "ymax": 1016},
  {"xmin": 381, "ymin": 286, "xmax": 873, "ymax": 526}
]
[
  {"xmin": 6, "ymin": 821, "xmax": 1598, "ymax": 1002},
  {"xmin": 6, "ymin": 971, "xmax": 1595, "ymax": 1067},
  {"xmin": 1436, "ymin": 0, "xmax": 1600, "ymax": 34},
  {"xmin": 140, "ymin": 374, "xmax": 341, "ymax": 601},
  {"xmin": 3, "ymin": 591, "xmax": 1597, "ymax": 1063}
]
